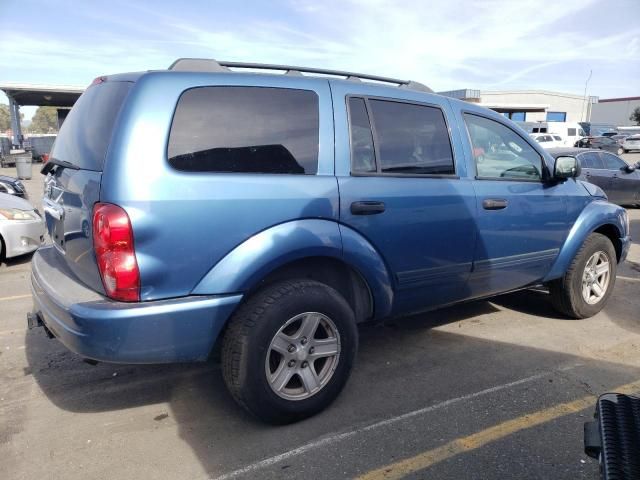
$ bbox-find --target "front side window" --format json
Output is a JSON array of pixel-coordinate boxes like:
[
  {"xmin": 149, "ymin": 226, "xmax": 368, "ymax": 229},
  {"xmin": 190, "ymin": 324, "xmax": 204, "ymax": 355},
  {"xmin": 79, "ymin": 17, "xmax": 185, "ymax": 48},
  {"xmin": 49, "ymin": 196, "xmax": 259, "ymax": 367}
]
[
  {"xmin": 600, "ymin": 152, "xmax": 626, "ymax": 170},
  {"xmin": 168, "ymin": 86, "xmax": 319, "ymax": 174},
  {"xmin": 367, "ymin": 99, "xmax": 455, "ymax": 175},
  {"xmin": 464, "ymin": 113, "xmax": 543, "ymax": 181}
]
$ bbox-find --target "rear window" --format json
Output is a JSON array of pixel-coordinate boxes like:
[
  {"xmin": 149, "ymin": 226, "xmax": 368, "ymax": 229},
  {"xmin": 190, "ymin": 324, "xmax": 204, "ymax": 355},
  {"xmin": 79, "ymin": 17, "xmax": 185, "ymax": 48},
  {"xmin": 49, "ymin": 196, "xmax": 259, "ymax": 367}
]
[
  {"xmin": 51, "ymin": 81, "xmax": 132, "ymax": 171},
  {"xmin": 168, "ymin": 87, "xmax": 319, "ymax": 174}
]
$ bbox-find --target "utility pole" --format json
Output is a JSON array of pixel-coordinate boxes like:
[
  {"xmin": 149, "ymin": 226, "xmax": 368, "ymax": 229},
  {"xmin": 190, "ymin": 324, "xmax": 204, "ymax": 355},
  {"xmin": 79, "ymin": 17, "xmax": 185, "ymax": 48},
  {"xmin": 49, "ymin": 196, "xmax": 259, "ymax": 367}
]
[{"xmin": 581, "ymin": 69, "xmax": 592, "ymax": 123}]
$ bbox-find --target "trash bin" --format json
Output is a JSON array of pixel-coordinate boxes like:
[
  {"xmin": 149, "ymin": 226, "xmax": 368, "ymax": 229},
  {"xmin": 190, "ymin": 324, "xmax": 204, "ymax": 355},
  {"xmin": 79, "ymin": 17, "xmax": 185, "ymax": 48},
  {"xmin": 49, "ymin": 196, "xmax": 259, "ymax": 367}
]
[{"xmin": 15, "ymin": 154, "xmax": 33, "ymax": 180}]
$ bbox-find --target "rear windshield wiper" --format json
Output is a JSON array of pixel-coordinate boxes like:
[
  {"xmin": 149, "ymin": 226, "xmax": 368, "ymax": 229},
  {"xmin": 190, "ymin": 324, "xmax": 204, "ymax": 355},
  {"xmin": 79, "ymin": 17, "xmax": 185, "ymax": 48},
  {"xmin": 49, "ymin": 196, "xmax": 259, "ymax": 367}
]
[{"xmin": 41, "ymin": 158, "xmax": 81, "ymax": 175}]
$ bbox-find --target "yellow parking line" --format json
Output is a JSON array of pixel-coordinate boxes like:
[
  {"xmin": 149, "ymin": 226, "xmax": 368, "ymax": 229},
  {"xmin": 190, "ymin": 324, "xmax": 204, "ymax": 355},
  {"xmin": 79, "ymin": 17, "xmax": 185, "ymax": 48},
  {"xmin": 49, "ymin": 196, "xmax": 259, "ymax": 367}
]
[
  {"xmin": 357, "ymin": 379, "xmax": 640, "ymax": 480},
  {"xmin": 0, "ymin": 294, "xmax": 31, "ymax": 302}
]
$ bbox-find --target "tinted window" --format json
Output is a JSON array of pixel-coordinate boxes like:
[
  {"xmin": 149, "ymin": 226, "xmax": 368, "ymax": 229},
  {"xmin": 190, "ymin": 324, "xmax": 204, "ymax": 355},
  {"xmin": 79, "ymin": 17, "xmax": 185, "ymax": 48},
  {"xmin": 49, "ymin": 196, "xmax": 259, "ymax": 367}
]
[
  {"xmin": 367, "ymin": 99, "xmax": 454, "ymax": 175},
  {"xmin": 168, "ymin": 87, "xmax": 319, "ymax": 174},
  {"xmin": 600, "ymin": 153, "xmax": 626, "ymax": 170},
  {"xmin": 348, "ymin": 98, "xmax": 376, "ymax": 173},
  {"xmin": 553, "ymin": 136, "xmax": 562, "ymax": 141},
  {"xmin": 546, "ymin": 111, "xmax": 567, "ymax": 122},
  {"xmin": 464, "ymin": 114, "xmax": 542, "ymax": 181},
  {"xmin": 51, "ymin": 81, "xmax": 132, "ymax": 171},
  {"xmin": 579, "ymin": 152, "xmax": 604, "ymax": 169},
  {"xmin": 568, "ymin": 128, "xmax": 577, "ymax": 136}
]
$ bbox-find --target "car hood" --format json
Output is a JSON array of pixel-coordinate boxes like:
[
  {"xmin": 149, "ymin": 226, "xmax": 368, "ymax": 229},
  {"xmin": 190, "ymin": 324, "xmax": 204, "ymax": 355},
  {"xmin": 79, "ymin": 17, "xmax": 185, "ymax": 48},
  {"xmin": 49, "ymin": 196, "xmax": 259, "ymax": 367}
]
[
  {"xmin": 0, "ymin": 175, "xmax": 19, "ymax": 184},
  {"xmin": 0, "ymin": 192, "xmax": 36, "ymax": 210},
  {"xmin": 577, "ymin": 180, "xmax": 607, "ymax": 199}
]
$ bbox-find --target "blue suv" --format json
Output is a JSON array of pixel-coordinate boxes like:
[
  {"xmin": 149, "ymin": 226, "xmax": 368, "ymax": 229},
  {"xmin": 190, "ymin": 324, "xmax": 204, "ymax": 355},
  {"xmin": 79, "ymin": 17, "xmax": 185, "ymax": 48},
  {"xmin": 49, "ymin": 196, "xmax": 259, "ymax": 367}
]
[{"xmin": 30, "ymin": 59, "xmax": 631, "ymax": 423}]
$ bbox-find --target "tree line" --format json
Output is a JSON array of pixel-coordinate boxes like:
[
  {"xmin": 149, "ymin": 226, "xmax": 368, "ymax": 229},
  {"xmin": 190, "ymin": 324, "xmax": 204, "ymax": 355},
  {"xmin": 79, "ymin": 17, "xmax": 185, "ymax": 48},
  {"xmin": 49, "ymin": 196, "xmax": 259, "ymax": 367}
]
[{"xmin": 0, "ymin": 105, "xmax": 60, "ymax": 133}]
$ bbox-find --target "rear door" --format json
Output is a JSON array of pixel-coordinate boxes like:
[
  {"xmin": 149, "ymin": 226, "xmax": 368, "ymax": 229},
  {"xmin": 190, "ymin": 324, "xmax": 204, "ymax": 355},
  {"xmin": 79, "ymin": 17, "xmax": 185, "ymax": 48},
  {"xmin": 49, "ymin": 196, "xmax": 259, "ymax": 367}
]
[
  {"xmin": 43, "ymin": 80, "xmax": 132, "ymax": 293},
  {"xmin": 332, "ymin": 84, "xmax": 477, "ymax": 315}
]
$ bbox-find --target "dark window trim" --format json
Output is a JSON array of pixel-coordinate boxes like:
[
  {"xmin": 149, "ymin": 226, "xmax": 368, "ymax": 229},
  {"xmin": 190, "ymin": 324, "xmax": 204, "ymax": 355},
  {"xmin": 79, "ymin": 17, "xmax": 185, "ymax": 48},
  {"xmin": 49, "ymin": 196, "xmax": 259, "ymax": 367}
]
[
  {"xmin": 461, "ymin": 110, "xmax": 547, "ymax": 183},
  {"xmin": 166, "ymin": 85, "xmax": 321, "ymax": 175},
  {"xmin": 346, "ymin": 94, "xmax": 458, "ymax": 178}
]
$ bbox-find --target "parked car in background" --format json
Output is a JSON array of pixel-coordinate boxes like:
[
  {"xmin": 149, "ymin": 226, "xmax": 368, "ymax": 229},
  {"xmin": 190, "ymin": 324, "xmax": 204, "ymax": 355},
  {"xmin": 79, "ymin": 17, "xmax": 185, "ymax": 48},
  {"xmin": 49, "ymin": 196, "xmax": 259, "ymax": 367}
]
[
  {"xmin": 587, "ymin": 136, "xmax": 625, "ymax": 155},
  {"xmin": 549, "ymin": 148, "xmax": 640, "ymax": 207},
  {"xmin": 29, "ymin": 59, "xmax": 631, "ymax": 423},
  {"xmin": 0, "ymin": 192, "xmax": 44, "ymax": 260},
  {"xmin": 0, "ymin": 175, "xmax": 28, "ymax": 199},
  {"xmin": 610, "ymin": 134, "xmax": 629, "ymax": 145},
  {"xmin": 622, "ymin": 135, "xmax": 640, "ymax": 153},
  {"xmin": 530, "ymin": 133, "xmax": 564, "ymax": 148},
  {"xmin": 29, "ymin": 135, "xmax": 57, "ymax": 163}
]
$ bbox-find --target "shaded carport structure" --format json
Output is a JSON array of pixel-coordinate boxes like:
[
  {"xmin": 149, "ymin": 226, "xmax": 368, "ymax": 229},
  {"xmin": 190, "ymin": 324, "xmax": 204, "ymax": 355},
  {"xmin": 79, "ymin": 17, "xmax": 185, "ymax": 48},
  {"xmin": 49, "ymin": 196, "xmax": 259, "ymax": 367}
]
[{"xmin": 0, "ymin": 83, "xmax": 84, "ymax": 148}]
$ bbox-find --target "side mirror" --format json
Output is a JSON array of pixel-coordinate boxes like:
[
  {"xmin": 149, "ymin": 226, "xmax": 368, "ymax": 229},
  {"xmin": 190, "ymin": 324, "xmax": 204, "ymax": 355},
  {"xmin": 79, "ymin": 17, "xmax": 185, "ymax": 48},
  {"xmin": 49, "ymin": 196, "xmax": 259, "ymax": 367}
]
[
  {"xmin": 554, "ymin": 156, "xmax": 580, "ymax": 180},
  {"xmin": 625, "ymin": 164, "xmax": 637, "ymax": 173}
]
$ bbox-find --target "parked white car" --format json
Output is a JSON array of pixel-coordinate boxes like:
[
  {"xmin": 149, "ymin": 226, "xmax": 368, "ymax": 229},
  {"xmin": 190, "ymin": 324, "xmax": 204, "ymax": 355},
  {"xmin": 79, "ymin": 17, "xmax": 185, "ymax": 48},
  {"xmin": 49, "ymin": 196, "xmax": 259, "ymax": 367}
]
[
  {"xmin": 530, "ymin": 133, "xmax": 564, "ymax": 149},
  {"xmin": 622, "ymin": 135, "xmax": 640, "ymax": 153},
  {"xmin": 0, "ymin": 193, "xmax": 44, "ymax": 260}
]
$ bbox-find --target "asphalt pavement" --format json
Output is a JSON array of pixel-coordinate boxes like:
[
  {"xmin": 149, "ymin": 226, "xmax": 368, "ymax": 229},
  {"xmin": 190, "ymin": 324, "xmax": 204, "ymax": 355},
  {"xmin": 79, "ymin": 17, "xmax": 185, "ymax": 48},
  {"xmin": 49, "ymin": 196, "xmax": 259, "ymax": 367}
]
[{"xmin": 1, "ymin": 153, "xmax": 639, "ymax": 480}]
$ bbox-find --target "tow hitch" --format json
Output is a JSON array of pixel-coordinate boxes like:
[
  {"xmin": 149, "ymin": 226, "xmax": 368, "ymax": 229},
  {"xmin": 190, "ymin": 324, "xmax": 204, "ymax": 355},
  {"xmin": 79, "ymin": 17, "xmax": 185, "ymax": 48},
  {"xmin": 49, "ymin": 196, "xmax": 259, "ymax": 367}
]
[{"xmin": 27, "ymin": 311, "xmax": 54, "ymax": 338}]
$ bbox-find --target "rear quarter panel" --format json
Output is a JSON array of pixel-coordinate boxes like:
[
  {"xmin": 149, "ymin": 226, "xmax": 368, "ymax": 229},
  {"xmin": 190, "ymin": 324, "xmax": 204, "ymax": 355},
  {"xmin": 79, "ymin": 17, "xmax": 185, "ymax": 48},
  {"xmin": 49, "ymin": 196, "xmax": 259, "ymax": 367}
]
[{"xmin": 100, "ymin": 72, "xmax": 337, "ymax": 300}]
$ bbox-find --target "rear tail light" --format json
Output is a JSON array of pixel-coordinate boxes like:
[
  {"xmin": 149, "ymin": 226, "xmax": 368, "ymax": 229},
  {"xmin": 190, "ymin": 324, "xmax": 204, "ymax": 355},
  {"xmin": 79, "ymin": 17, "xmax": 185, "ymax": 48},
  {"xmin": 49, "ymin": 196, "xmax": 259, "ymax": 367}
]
[
  {"xmin": 42, "ymin": 153, "xmax": 49, "ymax": 163},
  {"xmin": 92, "ymin": 203, "xmax": 140, "ymax": 302}
]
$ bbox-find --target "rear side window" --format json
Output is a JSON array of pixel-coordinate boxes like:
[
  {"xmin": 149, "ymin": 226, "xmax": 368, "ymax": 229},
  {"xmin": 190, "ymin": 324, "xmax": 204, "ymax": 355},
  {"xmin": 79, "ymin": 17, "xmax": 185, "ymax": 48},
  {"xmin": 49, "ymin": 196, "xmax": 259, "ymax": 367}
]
[
  {"xmin": 51, "ymin": 81, "xmax": 132, "ymax": 171},
  {"xmin": 579, "ymin": 152, "xmax": 604, "ymax": 169},
  {"xmin": 367, "ymin": 99, "xmax": 455, "ymax": 175},
  {"xmin": 168, "ymin": 87, "xmax": 319, "ymax": 174},
  {"xmin": 348, "ymin": 98, "xmax": 376, "ymax": 173}
]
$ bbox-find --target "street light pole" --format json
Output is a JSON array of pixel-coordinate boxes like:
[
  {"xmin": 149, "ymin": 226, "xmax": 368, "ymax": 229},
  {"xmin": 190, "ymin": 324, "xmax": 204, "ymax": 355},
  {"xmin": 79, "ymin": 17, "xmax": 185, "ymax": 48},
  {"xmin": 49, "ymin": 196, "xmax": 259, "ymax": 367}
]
[{"xmin": 581, "ymin": 69, "xmax": 592, "ymax": 123}]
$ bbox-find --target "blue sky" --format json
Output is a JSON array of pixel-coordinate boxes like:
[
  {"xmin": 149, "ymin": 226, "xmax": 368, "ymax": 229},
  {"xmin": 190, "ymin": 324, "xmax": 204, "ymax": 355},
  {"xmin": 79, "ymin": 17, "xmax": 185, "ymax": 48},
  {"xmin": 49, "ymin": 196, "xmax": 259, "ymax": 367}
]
[{"xmin": 1, "ymin": 0, "xmax": 639, "ymax": 119}]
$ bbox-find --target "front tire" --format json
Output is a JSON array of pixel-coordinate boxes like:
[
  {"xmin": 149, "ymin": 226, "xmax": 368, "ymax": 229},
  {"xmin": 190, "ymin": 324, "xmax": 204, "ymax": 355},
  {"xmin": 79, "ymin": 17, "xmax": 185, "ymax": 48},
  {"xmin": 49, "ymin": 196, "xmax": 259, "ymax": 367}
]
[
  {"xmin": 549, "ymin": 233, "xmax": 617, "ymax": 319},
  {"xmin": 222, "ymin": 279, "xmax": 358, "ymax": 423}
]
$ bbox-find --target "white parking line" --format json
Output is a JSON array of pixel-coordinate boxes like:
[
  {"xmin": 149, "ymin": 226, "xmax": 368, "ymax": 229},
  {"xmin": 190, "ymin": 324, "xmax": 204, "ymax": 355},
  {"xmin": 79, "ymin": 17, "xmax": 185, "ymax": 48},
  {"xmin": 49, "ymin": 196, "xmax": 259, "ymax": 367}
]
[
  {"xmin": 209, "ymin": 371, "xmax": 554, "ymax": 480},
  {"xmin": 618, "ymin": 275, "xmax": 640, "ymax": 283},
  {"xmin": 0, "ymin": 294, "xmax": 31, "ymax": 302}
]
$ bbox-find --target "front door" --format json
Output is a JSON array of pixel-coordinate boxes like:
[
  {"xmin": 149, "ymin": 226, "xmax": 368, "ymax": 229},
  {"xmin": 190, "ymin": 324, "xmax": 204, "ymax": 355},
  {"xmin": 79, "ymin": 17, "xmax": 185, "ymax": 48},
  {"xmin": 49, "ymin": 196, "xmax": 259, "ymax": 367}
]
[
  {"xmin": 462, "ymin": 113, "xmax": 570, "ymax": 297},
  {"xmin": 332, "ymin": 86, "xmax": 477, "ymax": 315}
]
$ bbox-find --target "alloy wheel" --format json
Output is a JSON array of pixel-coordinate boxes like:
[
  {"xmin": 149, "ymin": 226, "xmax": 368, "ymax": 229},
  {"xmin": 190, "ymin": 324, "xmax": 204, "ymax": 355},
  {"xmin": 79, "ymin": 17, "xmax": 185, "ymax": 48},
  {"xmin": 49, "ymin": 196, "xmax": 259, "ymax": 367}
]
[
  {"xmin": 581, "ymin": 251, "xmax": 611, "ymax": 305},
  {"xmin": 265, "ymin": 312, "xmax": 341, "ymax": 401}
]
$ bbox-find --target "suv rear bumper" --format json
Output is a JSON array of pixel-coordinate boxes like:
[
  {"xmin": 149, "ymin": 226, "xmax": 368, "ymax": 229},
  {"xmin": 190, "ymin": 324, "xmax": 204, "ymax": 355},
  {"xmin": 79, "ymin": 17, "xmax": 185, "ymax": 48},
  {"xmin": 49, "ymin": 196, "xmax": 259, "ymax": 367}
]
[{"xmin": 30, "ymin": 246, "xmax": 242, "ymax": 363}]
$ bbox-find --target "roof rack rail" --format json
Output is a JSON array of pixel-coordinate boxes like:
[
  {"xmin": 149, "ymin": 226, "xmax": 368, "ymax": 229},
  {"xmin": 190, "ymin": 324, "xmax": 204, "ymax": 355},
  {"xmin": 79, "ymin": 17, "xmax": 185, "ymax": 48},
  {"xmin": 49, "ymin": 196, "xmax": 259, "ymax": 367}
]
[{"xmin": 168, "ymin": 58, "xmax": 432, "ymax": 93}]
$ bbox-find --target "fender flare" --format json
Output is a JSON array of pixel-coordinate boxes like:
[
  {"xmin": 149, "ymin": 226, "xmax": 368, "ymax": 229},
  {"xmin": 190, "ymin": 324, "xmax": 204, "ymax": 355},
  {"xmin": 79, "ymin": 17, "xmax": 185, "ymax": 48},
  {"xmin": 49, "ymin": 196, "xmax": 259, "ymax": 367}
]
[
  {"xmin": 192, "ymin": 219, "xmax": 394, "ymax": 318},
  {"xmin": 543, "ymin": 200, "xmax": 627, "ymax": 282}
]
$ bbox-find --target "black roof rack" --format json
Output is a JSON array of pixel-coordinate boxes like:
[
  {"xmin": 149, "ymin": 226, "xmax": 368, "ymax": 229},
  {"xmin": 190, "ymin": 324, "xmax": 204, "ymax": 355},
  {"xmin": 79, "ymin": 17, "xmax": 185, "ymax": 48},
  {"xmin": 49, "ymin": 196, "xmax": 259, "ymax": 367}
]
[{"xmin": 168, "ymin": 58, "xmax": 432, "ymax": 93}]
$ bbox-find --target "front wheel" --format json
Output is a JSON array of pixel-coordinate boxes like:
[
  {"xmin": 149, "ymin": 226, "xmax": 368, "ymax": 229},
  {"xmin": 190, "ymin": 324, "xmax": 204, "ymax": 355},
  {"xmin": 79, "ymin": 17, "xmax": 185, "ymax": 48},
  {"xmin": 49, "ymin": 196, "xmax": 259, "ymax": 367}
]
[
  {"xmin": 549, "ymin": 233, "xmax": 617, "ymax": 319},
  {"xmin": 222, "ymin": 279, "xmax": 358, "ymax": 423}
]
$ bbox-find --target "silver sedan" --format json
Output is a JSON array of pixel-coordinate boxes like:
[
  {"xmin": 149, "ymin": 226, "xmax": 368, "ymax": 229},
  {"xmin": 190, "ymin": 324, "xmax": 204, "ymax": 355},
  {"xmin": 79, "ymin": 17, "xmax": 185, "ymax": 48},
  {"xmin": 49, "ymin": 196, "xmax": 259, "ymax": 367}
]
[{"xmin": 0, "ymin": 192, "xmax": 44, "ymax": 260}]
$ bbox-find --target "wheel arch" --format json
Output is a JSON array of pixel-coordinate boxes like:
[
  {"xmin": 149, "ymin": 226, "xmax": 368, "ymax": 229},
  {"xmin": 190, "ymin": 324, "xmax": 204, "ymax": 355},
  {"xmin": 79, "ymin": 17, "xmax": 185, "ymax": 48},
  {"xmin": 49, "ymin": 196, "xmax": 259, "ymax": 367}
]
[
  {"xmin": 544, "ymin": 200, "xmax": 627, "ymax": 282},
  {"xmin": 192, "ymin": 219, "xmax": 394, "ymax": 321}
]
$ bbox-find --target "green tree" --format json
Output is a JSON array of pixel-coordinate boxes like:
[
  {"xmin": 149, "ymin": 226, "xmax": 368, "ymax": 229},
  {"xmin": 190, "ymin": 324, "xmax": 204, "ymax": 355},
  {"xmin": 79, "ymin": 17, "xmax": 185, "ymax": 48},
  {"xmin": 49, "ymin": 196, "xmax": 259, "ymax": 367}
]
[
  {"xmin": 630, "ymin": 106, "xmax": 640, "ymax": 126},
  {"xmin": 28, "ymin": 106, "xmax": 59, "ymax": 133},
  {"xmin": 0, "ymin": 104, "xmax": 11, "ymax": 131}
]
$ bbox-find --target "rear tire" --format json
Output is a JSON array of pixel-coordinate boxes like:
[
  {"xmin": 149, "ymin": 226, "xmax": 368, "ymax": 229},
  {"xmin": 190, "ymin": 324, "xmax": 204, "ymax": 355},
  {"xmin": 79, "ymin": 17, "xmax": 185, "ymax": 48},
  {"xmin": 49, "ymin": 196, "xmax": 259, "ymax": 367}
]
[
  {"xmin": 222, "ymin": 279, "xmax": 357, "ymax": 424},
  {"xmin": 549, "ymin": 233, "xmax": 617, "ymax": 319}
]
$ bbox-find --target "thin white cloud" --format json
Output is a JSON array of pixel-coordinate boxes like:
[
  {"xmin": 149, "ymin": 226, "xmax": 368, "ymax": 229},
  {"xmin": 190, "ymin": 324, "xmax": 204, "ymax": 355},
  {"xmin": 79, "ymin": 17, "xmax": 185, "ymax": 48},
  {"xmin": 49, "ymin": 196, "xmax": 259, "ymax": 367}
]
[{"xmin": 0, "ymin": 0, "xmax": 638, "ymax": 101}]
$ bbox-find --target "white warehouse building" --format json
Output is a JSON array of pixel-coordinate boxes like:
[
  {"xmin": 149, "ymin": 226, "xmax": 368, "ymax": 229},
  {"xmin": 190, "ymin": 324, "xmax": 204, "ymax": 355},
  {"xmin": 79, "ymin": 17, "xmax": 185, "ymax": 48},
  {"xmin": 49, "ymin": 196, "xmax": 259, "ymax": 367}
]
[{"xmin": 439, "ymin": 89, "xmax": 598, "ymax": 124}]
